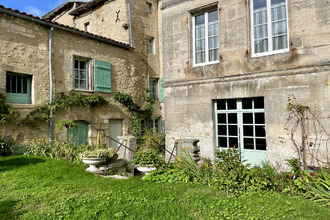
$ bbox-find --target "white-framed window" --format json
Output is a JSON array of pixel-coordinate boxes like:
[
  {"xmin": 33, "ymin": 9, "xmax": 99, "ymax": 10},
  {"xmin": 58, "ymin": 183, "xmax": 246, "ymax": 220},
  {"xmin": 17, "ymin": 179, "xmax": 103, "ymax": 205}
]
[
  {"xmin": 74, "ymin": 58, "xmax": 89, "ymax": 90},
  {"xmin": 146, "ymin": 37, "xmax": 154, "ymax": 54},
  {"xmin": 192, "ymin": 10, "xmax": 219, "ymax": 66},
  {"xmin": 146, "ymin": 2, "xmax": 152, "ymax": 14},
  {"xmin": 251, "ymin": 0, "xmax": 289, "ymax": 57},
  {"xmin": 215, "ymin": 97, "xmax": 266, "ymax": 150}
]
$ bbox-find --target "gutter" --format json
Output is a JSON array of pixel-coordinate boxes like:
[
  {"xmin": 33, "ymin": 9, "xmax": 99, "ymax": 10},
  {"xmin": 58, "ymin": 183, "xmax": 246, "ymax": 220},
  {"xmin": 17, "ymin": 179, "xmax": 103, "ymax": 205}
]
[
  {"xmin": 0, "ymin": 7, "xmax": 130, "ymax": 49},
  {"xmin": 49, "ymin": 27, "xmax": 54, "ymax": 141},
  {"xmin": 125, "ymin": 0, "xmax": 133, "ymax": 47}
]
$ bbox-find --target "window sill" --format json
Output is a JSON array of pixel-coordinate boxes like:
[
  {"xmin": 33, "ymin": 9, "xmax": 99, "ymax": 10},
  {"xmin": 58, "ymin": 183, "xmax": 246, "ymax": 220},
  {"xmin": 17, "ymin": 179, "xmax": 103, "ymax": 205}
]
[
  {"xmin": 251, "ymin": 48, "xmax": 290, "ymax": 58},
  {"xmin": 192, "ymin": 61, "xmax": 220, "ymax": 67},
  {"xmin": 10, "ymin": 103, "xmax": 36, "ymax": 109}
]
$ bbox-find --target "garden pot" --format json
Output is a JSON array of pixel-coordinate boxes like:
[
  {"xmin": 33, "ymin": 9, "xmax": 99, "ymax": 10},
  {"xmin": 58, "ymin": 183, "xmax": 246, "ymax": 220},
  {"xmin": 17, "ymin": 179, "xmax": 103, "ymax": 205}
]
[
  {"xmin": 81, "ymin": 158, "xmax": 105, "ymax": 172},
  {"xmin": 136, "ymin": 165, "xmax": 156, "ymax": 179}
]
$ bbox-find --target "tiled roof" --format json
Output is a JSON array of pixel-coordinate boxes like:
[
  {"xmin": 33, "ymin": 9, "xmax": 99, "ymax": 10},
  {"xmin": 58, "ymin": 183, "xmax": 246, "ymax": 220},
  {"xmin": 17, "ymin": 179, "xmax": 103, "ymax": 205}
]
[
  {"xmin": 42, "ymin": 1, "xmax": 87, "ymax": 20},
  {"xmin": 0, "ymin": 4, "xmax": 130, "ymax": 49}
]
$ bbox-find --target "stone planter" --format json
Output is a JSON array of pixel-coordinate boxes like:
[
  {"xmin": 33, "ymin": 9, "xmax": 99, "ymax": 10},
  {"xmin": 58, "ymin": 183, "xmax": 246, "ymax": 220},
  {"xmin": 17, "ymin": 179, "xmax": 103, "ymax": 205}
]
[
  {"xmin": 81, "ymin": 158, "xmax": 105, "ymax": 172},
  {"xmin": 136, "ymin": 165, "xmax": 156, "ymax": 179}
]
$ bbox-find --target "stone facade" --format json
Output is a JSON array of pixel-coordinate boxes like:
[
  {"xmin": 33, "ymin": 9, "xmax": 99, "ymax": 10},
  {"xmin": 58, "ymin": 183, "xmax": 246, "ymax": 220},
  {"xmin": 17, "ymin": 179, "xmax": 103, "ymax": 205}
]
[{"xmin": 162, "ymin": 0, "xmax": 330, "ymax": 167}]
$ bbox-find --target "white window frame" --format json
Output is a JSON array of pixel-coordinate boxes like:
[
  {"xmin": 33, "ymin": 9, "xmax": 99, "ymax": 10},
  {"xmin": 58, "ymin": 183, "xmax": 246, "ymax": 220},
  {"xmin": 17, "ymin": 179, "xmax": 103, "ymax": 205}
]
[
  {"xmin": 192, "ymin": 10, "xmax": 219, "ymax": 67},
  {"xmin": 146, "ymin": 37, "xmax": 154, "ymax": 54},
  {"xmin": 250, "ymin": 0, "xmax": 290, "ymax": 58},
  {"xmin": 215, "ymin": 98, "xmax": 266, "ymax": 151},
  {"xmin": 73, "ymin": 57, "xmax": 91, "ymax": 91}
]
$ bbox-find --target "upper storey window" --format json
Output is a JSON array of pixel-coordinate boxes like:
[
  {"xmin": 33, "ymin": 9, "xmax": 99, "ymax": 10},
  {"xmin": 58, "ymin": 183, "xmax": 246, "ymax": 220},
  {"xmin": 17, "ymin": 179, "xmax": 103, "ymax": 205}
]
[
  {"xmin": 251, "ymin": 0, "xmax": 289, "ymax": 57},
  {"xmin": 192, "ymin": 10, "xmax": 219, "ymax": 66}
]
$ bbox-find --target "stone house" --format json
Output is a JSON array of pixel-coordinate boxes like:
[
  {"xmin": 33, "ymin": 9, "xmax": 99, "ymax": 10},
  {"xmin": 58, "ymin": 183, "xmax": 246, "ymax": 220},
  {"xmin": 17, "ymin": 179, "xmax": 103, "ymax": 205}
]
[
  {"xmin": 0, "ymin": 0, "xmax": 164, "ymax": 149},
  {"xmin": 162, "ymin": 0, "xmax": 330, "ymax": 167}
]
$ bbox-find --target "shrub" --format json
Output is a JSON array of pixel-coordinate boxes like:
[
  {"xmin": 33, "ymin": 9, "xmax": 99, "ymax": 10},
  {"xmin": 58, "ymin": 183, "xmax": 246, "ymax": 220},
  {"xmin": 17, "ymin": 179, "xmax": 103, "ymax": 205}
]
[
  {"xmin": 131, "ymin": 149, "xmax": 165, "ymax": 167},
  {"xmin": 10, "ymin": 145, "xmax": 29, "ymax": 156},
  {"xmin": 0, "ymin": 135, "xmax": 13, "ymax": 156}
]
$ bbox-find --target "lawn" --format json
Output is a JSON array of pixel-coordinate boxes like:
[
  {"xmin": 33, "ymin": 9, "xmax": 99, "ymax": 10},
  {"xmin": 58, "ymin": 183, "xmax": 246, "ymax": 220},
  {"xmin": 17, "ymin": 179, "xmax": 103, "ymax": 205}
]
[{"xmin": 0, "ymin": 156, "xmax": 329, "ymax": 219}]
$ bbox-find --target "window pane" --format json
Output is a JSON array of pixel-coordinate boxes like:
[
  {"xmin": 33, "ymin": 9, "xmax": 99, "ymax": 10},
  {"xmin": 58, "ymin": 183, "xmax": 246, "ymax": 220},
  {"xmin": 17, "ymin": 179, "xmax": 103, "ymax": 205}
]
[
  {"xmin": 196, "ymin": 39, "xmax": 205, "ymax": 51},
  {"xmin": 219, "ymin": 137, "xmax": 227, "ymax": 148},
  {"xmin": 196, "ymin": 14, "xmax": 205, "ymax": 25},
  {"xmin": 255, "ymin": 126, "xmax": 266, "ymax": 137},
  {"xmin": 217, "ymin": 113, "xmax": 226, "ymax": 123},
  {"xmin": 17, "ymin": 76, "xmax": 22, "ymax": 93},
  {"xmin": 23, "ymin": 77, "xmax": 27, "ymax": 94},
  {"xmin": 272, "ymin": 20, "xmax": 287, "ymax": 36},
  {"xmin": 272, "ymin": 4, "xmax": 286, "ymax": 21},
  {"xmin": 80, "ymin": 61, "xmax": 86, "ymax": 70},
  {"xmin": 75, "ymin": 60, "xmax": 79, "ymax": 69},
  {"xmin": 228, "ymin": 113, "xmax": 237, "ymax": 124},
  {"xmin": 80, "ymin": 70, "xmax": 86, "ymax": 79},
  {"xmin": 217, "ymin": 100, "xmax": 226, "ymax": 110},
  {"xmin": 255, "ymin": 39, "xmax": 268, "ymax": 53},
  {"xmin": 254, "ymin": 0, "xmax": 267, "ymax": 10},
  {"xmin": 196, "ymin": 52, "xmax": 205, "ymax": 64},
  {"xmin": 242, "ymin": 98, "xmax": 253, "ymax": 109},
  {"xmin": 243, "ymin": 125, "xmax": 254, "ymax": 137},
  {"xmin": 229, "ymin": 137, "xmax": 238, "ymax": 148},
  {"xmin": 218, "ymin": 125, "xmax": 227, "ymax": 135},
  {"xmin": 255, "ymin": 113, "xmax": 265, "ymax": 124},
  {"xmin": 75, "ymin": 80, "xmax": 79, "ymax": 88},
  {"xmin": 254, "ymin": 97, "xmax": 264, "ymax": 109},
  {"xmin": 244, "ymin": 138, "xmax": 254, "ymax": 149},
  {"xmin": 227, "ymin": 99, "xmax": 237, "ymax": 109},
  {"xmin": 196, "ymin": 26, "xmax": 205, "ymax": 39},
  {"xmin": 273, "ymin": 35, "xmax": 287, "ymax": 50},
  {"xmin": 243, "ymin": 113, "xmax": 253, "ymax": 124},
  {"xmin": 256, "ymin": 138, "xmax": 266, "ymax": 150},
  {"xmin": 271, "ymin": 0, "xmax": 285, "ymax": 6},
  {"xmin": 6, "ymin": 75, "xmax": 11, "ymax": 92},
  {"xmin": 11, "ymin": 75, "xmax": 16, "ymax": 93},
  {"xmin": 228, "ymin": 125, "xmax": 237, "ymax": 136},
  {"xmin": 208, "ymin": 11, "xmax": 218, "ymax": 23},
  {"xmin": 209, "ymin": 49, "xmax": 219, "ymax": 62},
  {"xmin": 74, "ymin": 70, "xmax": 79, "ymax": 79},
  {"xmin": 254, "ymin": 10, "xmax": 267, "ymax": 26}
]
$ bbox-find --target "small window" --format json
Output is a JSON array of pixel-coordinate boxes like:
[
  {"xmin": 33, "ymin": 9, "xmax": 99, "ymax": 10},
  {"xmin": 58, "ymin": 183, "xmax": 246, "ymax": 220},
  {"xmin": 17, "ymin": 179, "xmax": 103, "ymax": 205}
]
[
  {"xmin": 251, "ymin": 0, "xmax": 289, "ymax": 57},
  {"xmin": 146, "ymin": 37, "xmax": 154, "ymax": 54},
  {"xmin": 6, "ymin": 72, "xmax": 32, "ymax": 104},
  {"xmin": 149, "ymin": 78, "xmax": 158, "ymax": 101},
  {"xmin": 192, "ymin": 9, "xmax": 219, "ymax": 65},
  {"xmin": 74, "ymin": 58, "xmax": 89, "ymax": 90},
  {"xmin": 146, "ymin": 2, "xmax": 152, "ymax": 14},
  {"xmin": 84, "ymin": 22, "xmax": 90, "ymax": 32}
]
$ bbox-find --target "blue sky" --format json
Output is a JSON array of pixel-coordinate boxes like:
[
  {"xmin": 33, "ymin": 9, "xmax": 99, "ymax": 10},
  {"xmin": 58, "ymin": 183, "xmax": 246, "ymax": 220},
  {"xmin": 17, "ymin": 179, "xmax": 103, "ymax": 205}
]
[{"xmin": 1, "ymin": 0, "xmax": 87, "ymax": 17}]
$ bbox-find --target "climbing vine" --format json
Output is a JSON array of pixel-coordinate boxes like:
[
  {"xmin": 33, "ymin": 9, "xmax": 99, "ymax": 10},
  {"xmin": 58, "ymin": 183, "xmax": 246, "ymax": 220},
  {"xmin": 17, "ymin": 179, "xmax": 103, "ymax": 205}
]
[
  {"xmin": 0, "ymin": 93, "xmax": 20, "ymax": 125},
  {"xmin": 114, "ymin": 92, "xmax": 153, "ymax": 136}
]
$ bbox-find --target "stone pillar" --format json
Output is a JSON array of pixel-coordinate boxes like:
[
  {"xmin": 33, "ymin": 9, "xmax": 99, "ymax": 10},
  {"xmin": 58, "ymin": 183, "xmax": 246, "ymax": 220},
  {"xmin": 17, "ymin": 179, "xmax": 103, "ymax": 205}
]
[
  {"xmin": 176, "ymin": 138, "xmax": 200, "ymax": 162},
  {"xmin": 117, "ymin": 136, "xmax": 137, "ymax": 162}
]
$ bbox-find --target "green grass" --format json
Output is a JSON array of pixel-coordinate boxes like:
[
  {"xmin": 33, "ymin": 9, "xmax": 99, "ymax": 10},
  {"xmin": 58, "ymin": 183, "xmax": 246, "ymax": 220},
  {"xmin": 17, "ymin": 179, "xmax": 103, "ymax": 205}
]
[{"xmin": 0, "ymin": 156, "xmax": 329, "ymax": 219}]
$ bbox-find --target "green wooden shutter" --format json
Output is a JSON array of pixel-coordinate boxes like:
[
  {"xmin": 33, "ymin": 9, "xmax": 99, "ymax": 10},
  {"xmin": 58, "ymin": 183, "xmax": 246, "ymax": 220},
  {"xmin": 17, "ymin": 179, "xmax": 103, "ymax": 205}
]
[
  {"xmin": 159, "ymin": 78, "xmax": 164, "ymax": 102},
  {"xmin": 67, "ymin": 121, "xmax": 88, "ymax": 146},
  {"xmin": 94, "ymin": 59, "xmax": 111, "ymax": 93}
]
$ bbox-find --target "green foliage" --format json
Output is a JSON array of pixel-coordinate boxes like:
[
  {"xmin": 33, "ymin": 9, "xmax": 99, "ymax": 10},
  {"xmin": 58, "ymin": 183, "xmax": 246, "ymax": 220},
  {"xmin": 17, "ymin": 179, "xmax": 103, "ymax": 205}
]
[
  {"xmin": 144, "ymin": 164, "xmax": 190, "ymax": 182},
  {"xmin": 56, "ymin": 119, "xmax": 77, "ymax": 130},
  {"xmin": 25, "ymin": 91, "xmax": 107, "ymax": 123},
  {"xmin": 78, "ymin": 148, "xmax": 116, "ymax": 159},
  {"xmin": 176, "ymin": 147, "xmax": 203, "ymax": 182},
  {"xmin": 138, "ymin": 129, "xmax": 165, "ymax": 150},
  {"xmin": 9, "ymin": 144, "xmax": 29, "ymax": 156},
  {"xmin": 25, "ymin": 139, "xmax": 92, "ymax": 162},
  {"xmin": 0, "ymin": 93, "xmax": 20, "ymax": 124},
  {"xmin": 0, "ymin": 135, "xmax": 13, "ymax": 156},
  {"xmin": 114, "ymin": 92, "xmax": 141, "ymax": 113},
  {"xmin": 1, "ymin": 156, "xmax": 329, "ymax": 219},
  {"xmin": 132, "ymin": 112, "xmax": 141, "ymax": 137},
  {"xmin": 309, "ymin": 166, "xmax": 330, "ymax": 206},
  {"xmin": 131, "ymin": 149, "xmax": 164, "ymax": 167}
]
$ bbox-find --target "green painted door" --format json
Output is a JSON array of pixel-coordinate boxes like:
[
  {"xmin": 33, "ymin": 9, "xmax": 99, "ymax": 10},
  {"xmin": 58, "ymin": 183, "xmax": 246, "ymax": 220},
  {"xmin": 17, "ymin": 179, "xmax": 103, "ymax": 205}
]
[
  {"xmin": 109, "ymin": 120, "xmax": 122, "ymax": 150},
  {"xmin": 67, "ymin": 121, "xmax": 88, "ymax": 146}
]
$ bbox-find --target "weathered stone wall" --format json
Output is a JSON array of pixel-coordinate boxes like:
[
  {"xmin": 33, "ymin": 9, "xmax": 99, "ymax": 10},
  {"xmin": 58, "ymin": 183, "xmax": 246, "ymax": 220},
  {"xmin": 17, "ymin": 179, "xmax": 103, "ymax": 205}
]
[
  {"xmin": 0, "ymin": 12, "xmax": 149, "ymax": 145},
  {"xmin": 162, "ymin": 0, "xmax": 330, "ymax": 166}
]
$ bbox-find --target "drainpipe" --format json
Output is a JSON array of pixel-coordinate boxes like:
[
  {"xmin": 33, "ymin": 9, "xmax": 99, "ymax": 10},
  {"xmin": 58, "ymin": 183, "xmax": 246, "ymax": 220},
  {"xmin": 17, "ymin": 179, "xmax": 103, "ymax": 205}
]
[
  {"xmin": 49, "ymin": 27, "xmax": 54, "ymax": 141},
  {"xmin": 126, "ymin": 0, "xmax": 133, "ymax": 47}
]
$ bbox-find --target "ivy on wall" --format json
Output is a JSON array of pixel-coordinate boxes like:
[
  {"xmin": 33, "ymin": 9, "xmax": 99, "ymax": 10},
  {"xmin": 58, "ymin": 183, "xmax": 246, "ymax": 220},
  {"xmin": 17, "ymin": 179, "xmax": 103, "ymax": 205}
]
[{"xmin": 0, "ymin": 93, "xmax": 20, "ymax": 124}]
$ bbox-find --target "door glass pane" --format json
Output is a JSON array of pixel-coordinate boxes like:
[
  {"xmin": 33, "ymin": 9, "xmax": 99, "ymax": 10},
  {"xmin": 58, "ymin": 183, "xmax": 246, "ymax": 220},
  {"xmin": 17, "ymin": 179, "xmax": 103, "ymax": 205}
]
[
  {"xmin": 255, "ymin": 126, "xmax": 266, "ymax": 137},
  {"xmin": 227, "ymin": 99, "xmax": 237, "ymax": 109},
  {"xmin": 243, "ymin": 113, "xmax": 253, "ymax": 124},
  {"xmin": 217, "ymin": 113, "xmax": 226, "ymax": 123},
  {"xmin": 228, "ymin": 113, "xmax": 237, "ymax": 124},
  {"xmin": 244, "ymin": 138, "xmax": 254, "ymax": 149},
  {"xmin": 243, "ymin": 125, "xmax": 254, "ymax": 137},
  {"xmin": 256, "ymin": 138, "xmax": 266, "ymax": 150},
  {"xmin": 242, "ymin": 98, "xmax": 253, "ymax": 109},
  {"xmin": 254, "ymin": 97, "xmax": 264, "ymax": 109},
  {"xmin": 255, "ymin": 113, "xmax": 265, "ymax": 124},
  {"xmin": 218, "ymin": 125, "xmax": 227, "ymax": 135},
  {"xmin": 229, "ymin": 137, "xmax": 238, "ymax": 148},
  {"xmin": 218, "ymin": 137, "xmax": 227, "ymax": 148},
  {"xmin": 228, "ymin": 125, "xmax": 237, "ymax": 136},
  {"xmin": 217, "ymin": 100, "xmax": 226, "ymax": 110}
]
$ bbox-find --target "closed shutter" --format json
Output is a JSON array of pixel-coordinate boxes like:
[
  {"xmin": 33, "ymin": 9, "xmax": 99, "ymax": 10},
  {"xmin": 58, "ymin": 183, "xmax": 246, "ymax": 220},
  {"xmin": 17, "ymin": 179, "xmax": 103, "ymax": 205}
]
[
  {"xmin": 94, "ymin": 59, "xmax": 111, "ymax": 93},
  {"xmin": 67, "ymin": 121, "xmax": 88, "ymax": 146},
  {"xmin": 159, "ymin": 78, "xmax": 164, "ymax": 102}
]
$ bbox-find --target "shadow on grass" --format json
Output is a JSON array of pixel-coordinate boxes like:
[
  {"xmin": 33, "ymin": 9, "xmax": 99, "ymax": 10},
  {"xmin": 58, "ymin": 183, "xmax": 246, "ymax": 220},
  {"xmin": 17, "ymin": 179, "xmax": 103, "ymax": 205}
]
[
  {"xmin": 0, "ymin": 200, "xmax": 19, "ymax": 219},
  {"xmin": 0, "ymin": 157, "xmax": 45, "ymax": 172}
]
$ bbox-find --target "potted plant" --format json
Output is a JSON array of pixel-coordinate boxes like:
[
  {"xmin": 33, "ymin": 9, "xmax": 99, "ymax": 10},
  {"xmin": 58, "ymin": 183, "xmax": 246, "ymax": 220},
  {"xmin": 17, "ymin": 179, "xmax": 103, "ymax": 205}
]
[
  {"xmin": 79, "ymin": 148, "xmax": 117, "ymax": 172},
  {"xmin": 56, "ymin": 119, "xmax": 77, "ymax": 130},
  {"xmin": 131, "ymin": 148, "xmax": 164, "ymax": 178}
]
